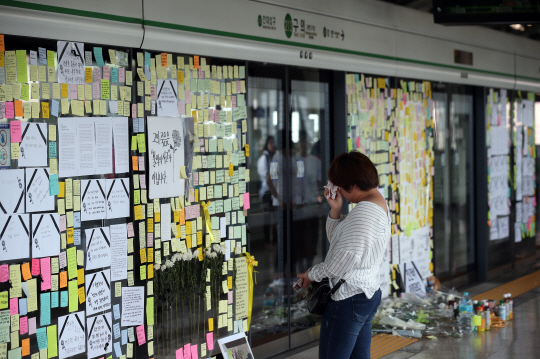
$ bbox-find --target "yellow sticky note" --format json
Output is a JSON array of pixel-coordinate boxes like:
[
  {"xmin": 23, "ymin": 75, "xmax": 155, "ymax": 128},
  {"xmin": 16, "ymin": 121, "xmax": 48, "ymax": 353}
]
[
  {"xmin": 47, "ymin": 325, "xmax": 58, "ymax": 357},
  {"xmin": 77, "ymin": 268, "xmax": 85, "ymax": 285},
  {"xmin": 208, "ymin": 318, "xmax": 214, "ymax": 332},
  {"xmin": 68, "ymin": 279, "xmax": 78, "ymax": 312},
  {"xmin": 140, "ymin": 265, "xmax": 146, "ymax": 280},
  {"xmin": 78, "ymin": 286, "xmax": 85, "ymax": 304},
  {"xmin": 10, "ymin": 143, "xmax": 19, "ymax": 159}
]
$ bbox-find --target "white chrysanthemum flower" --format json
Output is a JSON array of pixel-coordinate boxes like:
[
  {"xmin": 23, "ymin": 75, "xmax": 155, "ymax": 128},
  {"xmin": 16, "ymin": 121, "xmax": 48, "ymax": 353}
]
[
  {"xmin": 161, "ymin": 265, "xmax": 167, "ymax": 271},
  {"xmin": 213, "ymin": 243, "xmax": 221, "ymax": 252},
  {"xmin": 166, "ymin": 260, "xmax": 173, "ymax": 268},
  {"xmin": 193, "ymin": 249, "xmax": 199, "ymax": 258},
  {"xmin": 209, "ymin": 252, "xmax": 217, "ymax": 258},
  {"xmin": 154, "ymin": 264, "xmax": 160, "ymax": 270}
]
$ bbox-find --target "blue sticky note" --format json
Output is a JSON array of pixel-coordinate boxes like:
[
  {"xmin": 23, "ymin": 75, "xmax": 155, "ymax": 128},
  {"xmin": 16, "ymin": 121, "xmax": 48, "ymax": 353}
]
[
  {"xmin": 144, "ymin": 52, "xmax": 151, "ymax": 67},
  {"xmin": 144, "ymin": 66, "xmax": 150, "ymax": 81},
  {"xmin": 49, "ymin": 142, "xmax": 57, "ymax": 159},
  {"xmin": 113, "ymin": 323, "xmax": 120, "ymax": 339},
  {"xmin": 138, "ymin": 117, "xmax": 145, "ymax": 133},
  {"xmin": 60, "ymin": 291, "xmax": 68, "ymax": 307},
  {"xmin": 74, "ymin": 229, "xmax": 81, "ymax": 245},
  {"xmin": 38, "ymin": 47, "xmax": 47, "ymax": 64},
  {"xmin": 18, "ymin": 298, "xmax": 27, "ymax": 316},
  {"xmin": 94, "ymin": 47, "xmax": 105, "ymax": 66},
  {"xmin": 121, "ymin": 330, "xmax": 127, "ymax": 345},
  {"xmin": 49, "ymin": 174, "xmax": 59, "ymax": 196},
  {"xmin": 36, "ymin": 328, "xmax": 48, "ymax": 349},
  {"xmin": 51, "ymin": 291, "xmax": 59, "ymax": 308},
  {"xmin": 73, "ymin": 213, "xmax": 81, "ymax": 228},
  {"xmin": 132, "ymin": 118, "xmax": 139, "ymax": 134},
  {"xmin": 40, "ymin": 292, "xmax": 51, "ymax": 326},
  {"xmin": 114, "ymin": 342, "xmax": 122, "ymax": 357},
  {"xmin": 51, "ymin": 100, "xmax": 59, "ymax": 117},
  {"xmin": 111, "ymin": 67, "xmax": 118, "ymax": 83},
  {"xmin": 113, "ymin": 304, "xmax": 120, "ymax": 320}
]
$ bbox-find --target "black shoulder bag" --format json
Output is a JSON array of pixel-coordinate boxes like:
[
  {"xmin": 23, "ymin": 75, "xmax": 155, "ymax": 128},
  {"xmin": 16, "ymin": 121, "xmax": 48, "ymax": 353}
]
[{"xmin": 304, "ymin": 278, "xmax": 346, "ymax": 315}]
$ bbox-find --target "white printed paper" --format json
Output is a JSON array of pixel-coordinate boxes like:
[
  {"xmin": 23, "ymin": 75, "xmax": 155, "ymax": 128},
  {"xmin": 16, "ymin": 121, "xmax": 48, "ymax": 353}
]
[
  {"xmin": 58, "ymin": 118, "xmax": 78, "ymax": 178},
  {"xmin": 85, "ymin": 269, "xmax": 111, "ymax": 316},
  {"xmin": 398, "ymin": 261, "xmax": 426, "ymax": 297},
  {"xmin": 86, "ymin": 312, "xmax": 112, "ymax": 359},
  {"xmin": 94, "ymin": 118, "xmax": 113, "ymax": 175},
  {"xmin": 18, "ymin": 123, "xmax": 48, "ymax": 167},
  {"xmin": 77, "ymin": 118, "xmax": 96, "ymax": 176},
  {"xmin": 121, "ymin": 287, "xmax": 144, "ymax": 327},
  {"xmin": 0, "ymin": 214, "xmax": 30, "ymax": 261},
  {"xmin": 112, "ymin": 117, "xmax": 129, "ymax": 173},
  {"xmin": 85, "ymin": 226, "xmax": 111, "ymax": 271},
  {"xmin": 160, "ymin": 203, "xmax": 171, "ymax": 242},
  {"xmin": 105, "ymin": 178, "xmax": 130, "ymax": 219},
  {"xmin": 58, "ymin": 311, "xmax": 86, "ymax": 359},
  {"xmin": 156, "ymin": 79, "xmax": 178, "ymax": 117},
  {"xmin": 81, "ymin": 179, "xmax": 107, "ymax": 221},
  {"xmin": 57, "ymin": 41, "xmax": 85, "ymax": 84},
  {"xmin": 147, "ymin": 117, "xmax": 185, "ymax": 199},
  {"xmin": 110, "ymin": 224, "xmax": 127, "ymax": 282},
  {"xmin": 31, "ymin": 213, "xmax": 60, "ymax": 258},
  {"xmin": 0, "ymin": 169, "xmax": 25, "ymax": 214},
  {"xmin": 25, "ymin": 168, "xmax": 55, "ymax": 213}
]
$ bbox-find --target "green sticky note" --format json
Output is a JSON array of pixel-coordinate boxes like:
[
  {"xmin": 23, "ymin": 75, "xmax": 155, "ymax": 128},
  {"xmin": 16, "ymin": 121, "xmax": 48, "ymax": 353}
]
[
  {"xmin": 67, "ymin": 247, "xmax": 77, "ymax": 280},
  {"xmin": 137, "ymin": 133, "xmax": 146, "ymax": 153},
  {"xmin": 0, "ymin": 291, "xmax": 7, "ymax": 309},
  {"xmin": 47, "ymin": 50, "xmax": 55, "ymax": 67},
  {"xmin": 347, "ymin": 138, "xmax": 352, "ymax": 152},
  {"xmin": 21, "ymin": 84, "xmax": 30, "ymax": 101},
  {"xmin": 68, "ymin": 280, "xmax": 78, "ymax": 313},
  {"xmin": 101, "ymin": 80, "xmax": 110, "ymax": 99},
  {"xmin": 131, "ymin": 136, "xmax": 137, "ymax": 151},
  {"xmin": 16, "ymin": 50, "xmax": 28, "ymax": 83},
  {"xmin": 146, "ymin": 297, "xmax": 154, "ymax": 325},
  {"xmin": 134, "ymin": 190, "xmax": 140, "ymax": 205},
  {"xmin": 46, "ymin": 325, "xmax": 58, "ymax": 358}
]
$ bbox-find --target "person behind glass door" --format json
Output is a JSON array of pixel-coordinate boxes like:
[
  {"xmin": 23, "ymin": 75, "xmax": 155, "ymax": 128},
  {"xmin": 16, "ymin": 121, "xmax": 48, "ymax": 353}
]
[
  {"xmin": 297, "ymin": 152, "xmax": 391, "ymax": 359},
  {"xmin": 257, "ymin": 135, "xmax": 277, "ymax": 252}
]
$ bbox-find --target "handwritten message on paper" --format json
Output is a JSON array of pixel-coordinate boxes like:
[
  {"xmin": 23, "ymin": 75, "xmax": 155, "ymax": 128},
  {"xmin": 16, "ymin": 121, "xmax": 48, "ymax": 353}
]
[
  {"xmin": 81, "ymin": 179, "xmax": 107, "ymax": 221},
  {"xmin": 87, "ymin": 313, "xmax": 112, "ymax": 359},
  {"xmin": 121, "ymin": 287, "xmax": 144, "ymax": 327},
  {"xmin": 26, "ymin": 168, "xmax": 55, "ymax": 213},
  {"xmin": 147, "ymin": 117, "xmax": 185, "ymax": 199},
  {"xmin": 0, "ymin": 169, "xmax": 25, "ymax": 214},
  {"xmin": 32, "ymin": 213, "xmax": 60, "ymax": 258},
  {"xmin": 234, "ymin": 257, "xmax": 248, "ymax": 320},
  {"xmin": 58, "ymin": 311, "xmax": 85, "ymax": 359},
  {"xmin": 57, "ymin": 41, "xmax": 85, "ymax": 84},
  {"xmin": 0, "ymin": 214, "xmax": 30, "ymax": 261},
  {"xmin": 110, "ymin": 224, "xmax": 128, "ymax": 282},
  {"xmin": 398, "ymin": 261, "xmax": 426, "ymax": 297},
  {"xmin": 156, "ymin": 79, "xmax": 178, "ymax": 116},
  {"xmin": 18, "ymin": 123, "xmax": 47, "ymax": 167},
  {"xmin": 85, "ymin": 227, "xmax": 110, "ymax": 271},
  {"xmin": 105, "ymin": 178, "xmax": 130, "ymax": 219},
  {"xmin": 85, "ymin": 269, "xmax": 111, "ymax": 316}
]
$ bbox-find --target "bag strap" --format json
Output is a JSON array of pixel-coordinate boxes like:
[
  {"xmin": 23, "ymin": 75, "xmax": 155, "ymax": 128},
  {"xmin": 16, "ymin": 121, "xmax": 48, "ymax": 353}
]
[{"xmin": 330, "ymin": 279, "xmax": 346, "ymax": 295}]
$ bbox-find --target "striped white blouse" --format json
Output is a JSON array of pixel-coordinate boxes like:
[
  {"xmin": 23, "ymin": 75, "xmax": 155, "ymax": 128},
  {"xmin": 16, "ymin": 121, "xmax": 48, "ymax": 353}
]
[{"xmin": 308, "ymin": 201, "xmax": 391, "ymax": 300}]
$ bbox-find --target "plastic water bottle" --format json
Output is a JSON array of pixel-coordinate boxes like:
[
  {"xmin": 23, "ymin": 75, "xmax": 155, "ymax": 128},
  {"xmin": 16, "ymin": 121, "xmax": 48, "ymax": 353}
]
[
  {"xmin": 498, "ymin": 300, "xmax": 507, "ymax": 321},
  {"xmin": 459, "ymin": 292, "xmax": 474, "ymax": 333},
  {"xmin": 263, "ymin": 287, "xmax": 275, "ymax": 314}
]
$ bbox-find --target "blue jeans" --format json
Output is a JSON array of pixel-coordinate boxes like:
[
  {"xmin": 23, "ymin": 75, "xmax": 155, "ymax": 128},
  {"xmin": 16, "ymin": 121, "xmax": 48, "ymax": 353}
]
[{"xmin": 319, "ymin": 289, "xmax": 382, "ymax": 359}]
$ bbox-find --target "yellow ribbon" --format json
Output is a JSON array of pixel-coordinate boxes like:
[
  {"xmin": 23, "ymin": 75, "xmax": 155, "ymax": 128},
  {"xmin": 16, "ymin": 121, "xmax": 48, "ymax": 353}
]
[
  {"xmin": 200, "ymin": 201, "xmax": 214, "ymax": 245},
  {"xmin": 244, "ymin": 252, "xmax": 258, "ymax": 331}
]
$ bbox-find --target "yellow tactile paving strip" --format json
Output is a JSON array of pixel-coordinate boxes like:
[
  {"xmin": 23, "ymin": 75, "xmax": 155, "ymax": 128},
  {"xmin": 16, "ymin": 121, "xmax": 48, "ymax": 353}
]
[
  {"xmin": 472, "ymin": 269, "xmax": 540, "ymax": 302},
  {"xmin": 370, "ymin": 269, "xmax": 540, "ymax": 358}
]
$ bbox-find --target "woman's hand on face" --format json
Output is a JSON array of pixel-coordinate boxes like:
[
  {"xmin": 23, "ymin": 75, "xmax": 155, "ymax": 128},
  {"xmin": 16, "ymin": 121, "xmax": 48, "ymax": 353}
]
[
  {"xmin": 297, "ymin": 271, "xmax": 312, "ymax": 289},
  {"xmin": 324, "ymin": 188, "xmax": 343, "ymax": 211}
]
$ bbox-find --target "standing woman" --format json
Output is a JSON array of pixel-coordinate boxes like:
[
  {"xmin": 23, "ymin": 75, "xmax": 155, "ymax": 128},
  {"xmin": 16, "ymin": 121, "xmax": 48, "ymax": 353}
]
[{"xmin": 297, "ymin": 152, "xmax": 391, "ymax": 359}]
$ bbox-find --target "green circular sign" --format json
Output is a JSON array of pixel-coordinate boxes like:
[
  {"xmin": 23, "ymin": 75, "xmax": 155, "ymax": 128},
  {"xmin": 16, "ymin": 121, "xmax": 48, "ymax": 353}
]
[
  {"xmin": 258, "ymin": 15, "xmax": 262, "ymax": 27},
  {"xmin": 284, "ymin": 13, "xmax": 293, "ymax": 38}
]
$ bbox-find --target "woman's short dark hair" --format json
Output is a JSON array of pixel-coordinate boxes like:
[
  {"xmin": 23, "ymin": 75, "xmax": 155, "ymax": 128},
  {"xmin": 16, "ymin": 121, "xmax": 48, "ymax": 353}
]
[{"xmin": 328, "ymin": 151, "xmax": 379, "ymax": 192}]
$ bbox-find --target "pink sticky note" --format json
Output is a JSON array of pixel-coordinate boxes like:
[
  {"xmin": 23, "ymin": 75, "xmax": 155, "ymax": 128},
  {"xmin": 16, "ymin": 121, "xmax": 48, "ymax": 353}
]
[
  {"xmin": 146, "ymin": 233, "xmax": 153, "ymax": 248},
  {"xmin": 178, "ymin": 100, "xmax": 185, "ymax": 116},
  {"xmin": 243, "ymin": 193, "xmax": 250, "ymax": 210},
  {"xmin": 198, "ymin": 69, "xmax": 204, "ymax": 79},
  {"xmin": 136, "ymin": 325, "xmax": 146, "ymax": 345},
  {"xmin": 193, "ymin": 172, "xmax": 198, "ymax": 186},
  {"xmin": 31, "ymin": 259, "xmax": 40, "ymax": 276},
  {"xmin": 206, "ymin": 333, "xmax": 214, "ymax": 351},
  {"xmin": 20, "ymin": 316, "xmax": 28, "ymax": 334},
  {"xmin": 28, "ymin": 317, "xmax": 36, "ymax": 335},
  {"xmin": 131, "ymin": 104, "xmax": 137, "ymax": 118},
  {"xmin": 6, "ymin": 102, "xmax": 14, "ymax": 119},
  {"xmin": 150, "ymin": 85, "xmax": 156, "ymax": 100},
  {"xmin": 40, "ymin": 257, "xmax": 51, "ymax": 291},
  {"xmin": 10, "ymin": 298, "xmax": 19, "ymax": 315},
  {"xmin": 185, "ymin": 204, "xmax": 201, "ymax": 220},
  {"xmin": 127, "ymin": 222, "xmax": 134, "ymax": 237},
  {"xmin": 138, "ymin": 156, "xmax": 145, "ymax": 171},
  {"xmin": 119, "ymin": 68, "xmax": 125, "ymax": 83},
  {"xmin": 93, "ymin": 82, "xmax": 100, "ymax": 99},
  {"xmin": 59, "ymin": 215, "xmax": 66, "ymax": 232},
  {"xmin": 70, "ymin": 84, "xmax": 78, "ymax": 100},
  {"xmin": 93, "ymin": 67, "xmax": 101, "ymax": 81},
  {"xmin": 236, "ymin": 81, "xmax": 241, "ymax": 94},
  {"xmin": 228, "ymin": 291, "xmax": 233, "ymax": 304},
  {"xmin": 183, "ymin": 344, "xmax": 191, "ymax": 359},
  {"xmin": 0, "ymin": 265, "xmax": 9, "ymax": 282},
  {"xmin": 103, "ymin": 65, "xmax": 111, "ymax": 80},
  {"xmin": 10, "ymin": 120, "xmax": 21, "ymax": 142},
  {"xmin": 176, "ymin": 348, "xmax": 183, "ymax": 359},
  {"xmin": 191, "ymin": 344, "xmax": 198, "ymax": 359},
  {"xmin": 139, "ymin": 175, "xmax": 146, "ymax": 189},
  {"xmin": 185, "ymin": 90, "xmax": 191, "ymax": 104},
  {"xmin": 232, "ymin": 96, "xmax": 237, "ymax": 109}
]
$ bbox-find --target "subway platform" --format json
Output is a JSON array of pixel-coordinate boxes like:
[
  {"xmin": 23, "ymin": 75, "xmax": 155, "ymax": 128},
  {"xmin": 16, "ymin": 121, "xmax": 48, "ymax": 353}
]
[{"xmin": 283, "ymin": 259, "xmax": 540, "ymax": 359}]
